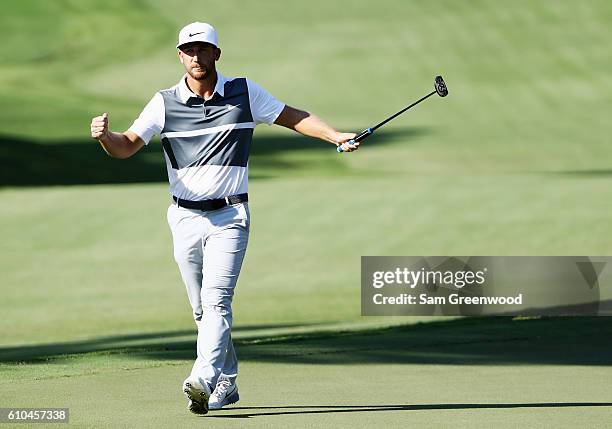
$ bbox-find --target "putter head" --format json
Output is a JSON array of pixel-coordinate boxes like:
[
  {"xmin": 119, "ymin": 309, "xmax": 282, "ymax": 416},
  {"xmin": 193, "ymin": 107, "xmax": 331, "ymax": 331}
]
[{"xmin": 434, "ymin": 75, "xmax": 448, "ymax": 97}]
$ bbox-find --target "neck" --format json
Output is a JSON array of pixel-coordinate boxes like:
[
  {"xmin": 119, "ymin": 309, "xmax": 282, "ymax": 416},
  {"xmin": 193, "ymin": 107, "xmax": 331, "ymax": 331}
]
[{"xmin": 186, "ymin": 70, "xmax": 218, "ymax": 100}]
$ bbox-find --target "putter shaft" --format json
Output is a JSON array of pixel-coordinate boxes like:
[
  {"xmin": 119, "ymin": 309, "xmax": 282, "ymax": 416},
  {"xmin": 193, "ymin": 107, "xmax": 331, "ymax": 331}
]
[
  {"xmin": 337, "ymin": 90, "xmax": 437, "ymax": 153},
  {"xmin": 370, "ymin": 90, "xmax": 436, "ymax": 132}
]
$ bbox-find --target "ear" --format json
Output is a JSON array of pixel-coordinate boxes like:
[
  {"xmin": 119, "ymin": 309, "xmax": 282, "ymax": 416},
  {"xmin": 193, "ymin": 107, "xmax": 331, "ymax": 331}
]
[
  {"xmin": 178, "ymin": 51, "xmax": 184, "ymax": 64},
  {"xmin": 214, "ymin": 48, "xmax": 222, "ymax": 61}
]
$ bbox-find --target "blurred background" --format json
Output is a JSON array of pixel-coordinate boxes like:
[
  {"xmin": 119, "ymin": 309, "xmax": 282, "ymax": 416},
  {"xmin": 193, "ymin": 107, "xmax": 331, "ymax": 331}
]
[
  {"xmin": 2, "ymin": 2, "xmax": 612, "ymax": 427},
  {"xmin": 1, "ymin": 0, "xmax": 611, "ymax": 345}
]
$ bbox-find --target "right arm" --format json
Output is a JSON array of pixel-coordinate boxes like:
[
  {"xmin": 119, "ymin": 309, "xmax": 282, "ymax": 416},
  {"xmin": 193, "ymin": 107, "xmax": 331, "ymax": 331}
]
[{"xmin": 90, "ymin": 112, "xmax": 145, "ymax": 159}]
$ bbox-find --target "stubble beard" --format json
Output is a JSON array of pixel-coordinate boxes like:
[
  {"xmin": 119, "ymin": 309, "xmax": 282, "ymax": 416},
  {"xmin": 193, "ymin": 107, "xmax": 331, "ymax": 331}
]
[{"xmin": 189, "ymin": 64, "xmax": 210, "ymax": 81}]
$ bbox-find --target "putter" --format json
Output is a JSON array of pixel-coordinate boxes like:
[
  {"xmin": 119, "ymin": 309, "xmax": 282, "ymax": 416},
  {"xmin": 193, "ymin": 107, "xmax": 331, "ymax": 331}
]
[{"xmin": 337, "ymin": 75, "xmax": 448, "ymax": 152}]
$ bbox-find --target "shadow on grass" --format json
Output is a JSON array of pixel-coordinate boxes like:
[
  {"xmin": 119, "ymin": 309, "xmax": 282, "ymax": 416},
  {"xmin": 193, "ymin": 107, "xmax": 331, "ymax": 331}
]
[
  {"xmin": 0, "ymin": 322, "xmax": 321, "ymax": 363},
  {"xmin": 545, "ymin": 169, "xmax": 612, "ymax": 178},
  {"xmin": 1, "ymin": 317, "xmax": 612, "ymax": 366},
  {"xmin": 0, "ymin": 127, "xmax": 427, "ymax": 187},
  {"xmin": 207, "ymin": 402, "xmax": 612, "ymax": 419}
]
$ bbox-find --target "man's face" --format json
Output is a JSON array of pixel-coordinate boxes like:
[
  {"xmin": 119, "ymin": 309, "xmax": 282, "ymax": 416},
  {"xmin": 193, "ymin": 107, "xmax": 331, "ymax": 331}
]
[{"xmin": 178, "ymin": 42, "xmax": 221, "ymax": 81}]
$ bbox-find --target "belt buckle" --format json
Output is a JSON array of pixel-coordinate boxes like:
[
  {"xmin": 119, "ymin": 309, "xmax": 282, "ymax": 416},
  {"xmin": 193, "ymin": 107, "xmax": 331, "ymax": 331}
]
[{"xmin": 224, "ymin": 196, "xmax": 231, "ymax": 206}]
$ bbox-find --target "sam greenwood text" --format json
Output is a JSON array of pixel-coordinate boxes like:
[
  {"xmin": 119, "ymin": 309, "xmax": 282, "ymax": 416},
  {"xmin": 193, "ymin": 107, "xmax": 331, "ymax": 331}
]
[
  {"xmin": 372, "ymin": 293, "xmax": 523, "ymax": 305},
  {"xmin": 370, "ymin": 267, "xmax": 523, "ymax": 306}
]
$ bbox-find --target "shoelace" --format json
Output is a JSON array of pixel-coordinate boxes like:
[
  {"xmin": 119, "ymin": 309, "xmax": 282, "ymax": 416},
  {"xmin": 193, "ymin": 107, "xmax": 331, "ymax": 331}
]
[{"xmin": 214, "ymin": 379, "xmax": 232, "ymax": 397}]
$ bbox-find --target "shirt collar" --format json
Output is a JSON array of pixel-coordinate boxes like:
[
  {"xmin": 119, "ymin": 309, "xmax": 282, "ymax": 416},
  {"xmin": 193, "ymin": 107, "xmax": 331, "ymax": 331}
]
[{"xmin": 178, "ymin": 71, "xmax": 227, "ymax": 103}]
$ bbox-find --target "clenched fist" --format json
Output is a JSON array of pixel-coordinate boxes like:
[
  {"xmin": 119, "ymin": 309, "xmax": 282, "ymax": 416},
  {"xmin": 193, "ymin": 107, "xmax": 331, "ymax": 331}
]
[{"xmin": 91, "ymin": 112, "xmax": 109, "ymax": 140}]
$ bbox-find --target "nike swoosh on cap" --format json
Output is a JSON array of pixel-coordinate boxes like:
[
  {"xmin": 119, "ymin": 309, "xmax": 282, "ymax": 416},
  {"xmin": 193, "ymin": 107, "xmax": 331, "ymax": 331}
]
[{"xmin": 189, "ymin": 31, "xmax": 207, "ymax": 37}]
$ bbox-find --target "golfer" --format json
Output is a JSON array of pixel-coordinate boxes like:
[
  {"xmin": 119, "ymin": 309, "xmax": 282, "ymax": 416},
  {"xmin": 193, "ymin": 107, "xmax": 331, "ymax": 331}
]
[{"xmin": 90, "ymin": 22, "xmax": 359, "ymax": 415}]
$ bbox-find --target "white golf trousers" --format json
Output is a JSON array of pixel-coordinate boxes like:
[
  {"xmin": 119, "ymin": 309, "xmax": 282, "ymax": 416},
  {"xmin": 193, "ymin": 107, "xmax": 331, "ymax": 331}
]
[{"xmin": 167, "ymin": 202, "xmax": 250, "ymax": 388}]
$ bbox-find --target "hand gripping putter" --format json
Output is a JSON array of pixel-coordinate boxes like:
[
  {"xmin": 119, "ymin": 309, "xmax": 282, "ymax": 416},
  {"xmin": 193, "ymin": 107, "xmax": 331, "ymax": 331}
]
[{"xmin": 337, "ymin": 75, "xmax": 449, "ymax": 152}]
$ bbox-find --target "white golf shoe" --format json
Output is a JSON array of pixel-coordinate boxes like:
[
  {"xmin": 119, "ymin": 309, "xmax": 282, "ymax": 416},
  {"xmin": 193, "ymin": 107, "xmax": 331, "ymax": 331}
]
[
  {"xmin": 182, "ymin": 376, "xmax": 212, "ymax": 415},
  {"xmin": 208, "ymin": 378, "xmax": 239, "ymax": 410}
]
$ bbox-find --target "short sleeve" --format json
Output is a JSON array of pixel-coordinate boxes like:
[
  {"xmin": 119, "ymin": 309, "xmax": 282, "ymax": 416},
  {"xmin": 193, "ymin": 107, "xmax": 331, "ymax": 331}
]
[
  {"xmin": 246, "ymin": 80, "xmax": 285, "ymax": 125},
  {"xmin": 128, "ymin": 92, "xmax": 165, "ymax": 145}
]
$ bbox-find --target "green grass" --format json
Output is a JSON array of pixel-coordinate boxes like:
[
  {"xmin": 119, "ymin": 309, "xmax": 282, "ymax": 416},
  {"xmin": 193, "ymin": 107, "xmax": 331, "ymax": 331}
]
[
  {"xmin": 1, "ymin": 0, "xmax": 612, "ymax": 427},
  {"xmin": 1, "ymin": 317, "xmax": 611, "ymax": 428}
]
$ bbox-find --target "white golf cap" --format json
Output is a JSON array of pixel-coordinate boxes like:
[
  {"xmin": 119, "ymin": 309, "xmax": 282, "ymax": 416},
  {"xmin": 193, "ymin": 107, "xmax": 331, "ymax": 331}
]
[{"xmin": 176, "ymin": 22, "xmax": 218, "ymax": 49}]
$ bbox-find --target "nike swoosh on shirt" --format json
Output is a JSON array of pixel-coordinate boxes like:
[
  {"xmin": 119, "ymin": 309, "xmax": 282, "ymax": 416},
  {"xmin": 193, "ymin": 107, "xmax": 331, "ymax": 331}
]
[{"xmin": 227, "ymin": 104, "xmax": 239, "ymax": 111}]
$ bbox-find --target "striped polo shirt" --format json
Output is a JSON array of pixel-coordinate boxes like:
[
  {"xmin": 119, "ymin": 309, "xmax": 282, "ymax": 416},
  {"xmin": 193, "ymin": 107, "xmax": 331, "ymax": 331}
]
[{"xmin": 129, "ymin": 72, "xmax": 285, "ymax": 200}]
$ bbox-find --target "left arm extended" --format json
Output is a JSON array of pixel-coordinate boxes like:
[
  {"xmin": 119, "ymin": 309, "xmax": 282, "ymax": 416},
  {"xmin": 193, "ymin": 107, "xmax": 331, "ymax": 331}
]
[{"xmin": 274, "ymin": 105, "xmax": 359, "ymax": 152}]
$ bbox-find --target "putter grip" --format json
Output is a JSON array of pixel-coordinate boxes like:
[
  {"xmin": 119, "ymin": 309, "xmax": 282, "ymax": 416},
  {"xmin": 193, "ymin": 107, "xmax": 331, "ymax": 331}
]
[{"xmin": 337, "ymin": 128, "xmax": 373, "ymax": 153}]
